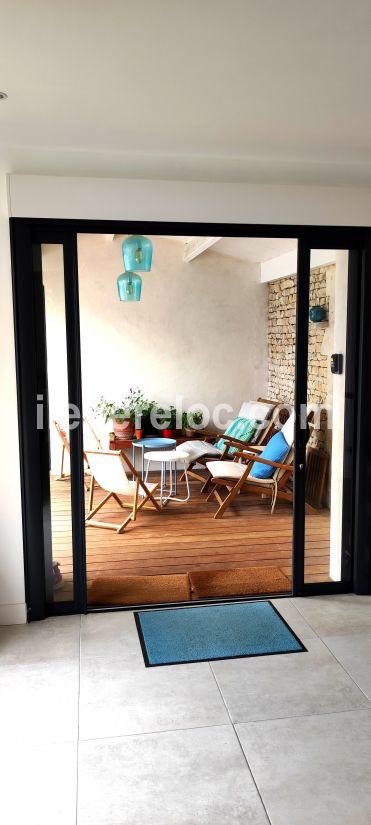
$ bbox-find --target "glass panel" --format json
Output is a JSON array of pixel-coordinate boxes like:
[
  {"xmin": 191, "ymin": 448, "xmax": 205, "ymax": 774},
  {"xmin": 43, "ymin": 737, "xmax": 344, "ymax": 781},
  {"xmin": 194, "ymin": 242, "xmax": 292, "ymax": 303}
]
[
  {"xmin": 41, "ymin": 244, "xmax": 74, "ymax": 602},
  {"xmin": 304, "ymin": 251, "xmax": 349, "ymax": 583},
  {"xmin": 78, "ymin": 234, "xmax": 297, "ymax": 606}
]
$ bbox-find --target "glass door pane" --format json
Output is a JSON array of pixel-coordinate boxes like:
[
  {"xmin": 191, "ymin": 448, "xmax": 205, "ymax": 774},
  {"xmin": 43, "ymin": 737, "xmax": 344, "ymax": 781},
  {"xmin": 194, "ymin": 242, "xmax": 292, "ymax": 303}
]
[
  {"xmin": 40, "ymin": 244, "xmax": 74, "ymax": 602},
  {"xmin": 304, "ymin": 250, "xmax": 350, "ymax": 584}
]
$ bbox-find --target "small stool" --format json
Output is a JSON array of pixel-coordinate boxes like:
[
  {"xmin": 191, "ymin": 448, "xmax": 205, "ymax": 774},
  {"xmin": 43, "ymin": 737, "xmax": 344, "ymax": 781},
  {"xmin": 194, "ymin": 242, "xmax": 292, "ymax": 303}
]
[
  {"xmin": 144, "ymin": 450, "xmax": 190, "ymax": 506},
  {"xmin": 132, "ymin": 437, "xmax": 176, "ymax": 481}
]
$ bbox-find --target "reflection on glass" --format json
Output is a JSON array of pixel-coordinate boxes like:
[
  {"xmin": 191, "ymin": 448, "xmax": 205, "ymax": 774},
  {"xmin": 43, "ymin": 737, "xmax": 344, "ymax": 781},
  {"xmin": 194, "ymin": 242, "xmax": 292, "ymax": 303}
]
[
  {"xmin": 42, "ymin": 244, "xmax": 74, "ymax": 602},
  {"xmin": 304, "ymin": 252, "xmax": 348, "ymax": 583}
]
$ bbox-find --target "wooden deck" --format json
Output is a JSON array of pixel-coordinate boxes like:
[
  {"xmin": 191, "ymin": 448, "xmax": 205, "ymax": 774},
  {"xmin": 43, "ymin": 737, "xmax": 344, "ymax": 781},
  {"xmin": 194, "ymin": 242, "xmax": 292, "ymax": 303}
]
[{"xmin": 50, "ymin": 473, "xmax": 331, "ymax": 603}]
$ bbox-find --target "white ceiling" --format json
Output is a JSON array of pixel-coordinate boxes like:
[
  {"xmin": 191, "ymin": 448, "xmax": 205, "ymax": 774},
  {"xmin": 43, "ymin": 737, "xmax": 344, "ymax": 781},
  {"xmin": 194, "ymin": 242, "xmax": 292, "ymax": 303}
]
[
  {"xmin": 120, "ymin": 235, "xmax": 297, "ymax": 264},
  {"xmin": 1, "ymin": 1, "xmax": 371, "ymax": 185}
]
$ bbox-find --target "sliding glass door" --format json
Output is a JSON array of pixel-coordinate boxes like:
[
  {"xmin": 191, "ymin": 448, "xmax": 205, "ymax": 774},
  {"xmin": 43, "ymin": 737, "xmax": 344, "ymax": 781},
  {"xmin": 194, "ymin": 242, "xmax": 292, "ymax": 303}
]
[
  {"xmin": 10, "ymin": 219, "xmax": 369, "ymax": 619},
  {"xmin": 294, "ymin": 243, "xmax": 359, "ymax": 594}
]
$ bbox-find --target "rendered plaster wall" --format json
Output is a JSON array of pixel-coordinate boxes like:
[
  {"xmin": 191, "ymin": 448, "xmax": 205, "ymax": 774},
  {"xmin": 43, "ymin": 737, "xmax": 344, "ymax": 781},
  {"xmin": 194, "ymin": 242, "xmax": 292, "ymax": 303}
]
[{"xmin": 42, "ymin": 234, "xmax": 268, "ymax": 471}]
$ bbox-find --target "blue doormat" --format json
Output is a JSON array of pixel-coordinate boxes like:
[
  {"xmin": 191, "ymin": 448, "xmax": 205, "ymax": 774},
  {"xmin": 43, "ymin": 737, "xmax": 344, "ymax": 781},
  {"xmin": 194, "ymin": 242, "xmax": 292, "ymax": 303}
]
[{"xmin": 134, "ymin": 601, "xmax": 306, "ymax": 667}]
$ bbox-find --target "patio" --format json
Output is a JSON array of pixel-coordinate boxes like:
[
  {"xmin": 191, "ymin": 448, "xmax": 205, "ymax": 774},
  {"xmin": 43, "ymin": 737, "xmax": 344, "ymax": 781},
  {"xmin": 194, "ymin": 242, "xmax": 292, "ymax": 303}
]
[{"xmin": 50, "ymin": 475, "xmax": 331, "ymax": 604}]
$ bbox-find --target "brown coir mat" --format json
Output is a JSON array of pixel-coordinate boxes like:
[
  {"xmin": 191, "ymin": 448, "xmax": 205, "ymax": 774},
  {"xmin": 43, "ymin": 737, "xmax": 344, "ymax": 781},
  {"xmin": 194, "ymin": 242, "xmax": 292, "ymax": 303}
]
[
  {"xmin": 188, "ymin": 566, "xmax": 291, "ymax": 600},
  {"xmin": 88, "ymin": 573, "xmax": 191, "ymax": 606},
  {"xmin": 88, "ymin": 566, "xmax": 290, "ymax": 606}
]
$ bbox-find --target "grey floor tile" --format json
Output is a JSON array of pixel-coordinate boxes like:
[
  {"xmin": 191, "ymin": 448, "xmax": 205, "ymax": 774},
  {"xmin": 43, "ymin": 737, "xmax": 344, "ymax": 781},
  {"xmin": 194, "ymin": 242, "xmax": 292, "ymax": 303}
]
[
  {"xmin": 0, "ymin": 741, "xmax": 77, "ymax": 825},
  {"xmin": 211, "ymin": 637, "xmax": 370, "ymax": 722},
  {"xmin": 80, "ymin": 610, "xmax": 141, "ymax": 664},
  {"xmin": 79, "ymin": 656, "xmax": 230, "ymax": 739},
  {"xmin": 292, "ymin": 594, "xmax": 371, "ymax": 637},
  {"xmin": 0, "ymin": 615, "xmax": 80, "ymax": 665},
  {"xmin": 270, "ymin": 598, "xmax": 316, "ymax": 639},
  {"xmin": 0, "ymin": 658, "xmax": 79, "ymax": 744},
  {"xmin": 323, "ymin": 632, "xmax": 371, "ymax": 700},
  {"xmin": 78, "ymin": 725, "xmax": 269, "ymax": 825},
  {"xmin": 237, "ymin": 708, "xmax": 371, "ymax": 825}
]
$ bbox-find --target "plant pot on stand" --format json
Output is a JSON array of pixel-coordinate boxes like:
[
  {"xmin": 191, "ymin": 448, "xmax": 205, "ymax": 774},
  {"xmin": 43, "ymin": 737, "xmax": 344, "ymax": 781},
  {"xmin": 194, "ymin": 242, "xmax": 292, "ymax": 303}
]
[
  {"xmin": 163, "ymin": 428, "xmax": 176, "ymax": 439},
  {"xmin": 112, "ymin": 418, "xmax": 135, "ymax": 439}
]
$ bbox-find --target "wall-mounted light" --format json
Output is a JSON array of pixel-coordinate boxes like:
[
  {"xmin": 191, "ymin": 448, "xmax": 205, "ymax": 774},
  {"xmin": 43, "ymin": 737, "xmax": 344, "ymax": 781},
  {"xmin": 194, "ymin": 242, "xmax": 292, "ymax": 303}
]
[
  {"xmin": 309, "ymin": 305, "xmax": 327, "ymax": 323},
  {"xmin": 117, "ymin": 271, "xmax": 142, "ymax": 302}
]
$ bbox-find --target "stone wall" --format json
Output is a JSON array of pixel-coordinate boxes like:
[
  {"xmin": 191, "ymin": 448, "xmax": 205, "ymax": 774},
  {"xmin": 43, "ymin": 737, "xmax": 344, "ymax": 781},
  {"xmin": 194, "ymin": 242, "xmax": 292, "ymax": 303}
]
[{"xmin": 267, "ymin": 265, "xmax": 335, "ymax": 451}]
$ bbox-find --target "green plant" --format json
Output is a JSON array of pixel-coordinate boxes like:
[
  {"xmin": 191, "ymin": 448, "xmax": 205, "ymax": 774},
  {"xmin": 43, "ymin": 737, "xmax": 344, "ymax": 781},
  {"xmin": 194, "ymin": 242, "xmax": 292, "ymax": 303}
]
[
  {"xmin": 156, "ymin": 405, "xmax": 177, "ymax": 429},
  {"xmin": 93, "ymin": 388, "xmax": 156, "ymax": 424},
  {"xmin": 182, "ymin": 409, "xmax": 204, "ymax": 429}
]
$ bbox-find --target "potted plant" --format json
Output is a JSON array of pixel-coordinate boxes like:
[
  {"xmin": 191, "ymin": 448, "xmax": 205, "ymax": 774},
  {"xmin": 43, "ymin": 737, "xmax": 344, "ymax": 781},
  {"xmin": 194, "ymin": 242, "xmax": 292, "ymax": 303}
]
[
  {"xmin": 93, "ymin": 395, "xmax": 135, "ymax": 439},
  {"xmin": 157, "ymin": 406, "xmax": 177, "ymax": 438},
  {"xmin": 126, "ymin": 387, "xmax": 156, "ymax": 436},
  {"xmin": 182, "ymin": 409, "xmax": 204, "ymax": 437}
]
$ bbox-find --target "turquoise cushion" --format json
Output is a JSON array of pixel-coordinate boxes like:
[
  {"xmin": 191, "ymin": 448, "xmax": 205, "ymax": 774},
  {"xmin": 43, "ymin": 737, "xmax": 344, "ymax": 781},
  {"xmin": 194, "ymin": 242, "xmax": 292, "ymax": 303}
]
[
  {"xmin": 250, "ymin": 431, "xmax": 289, "ymax": 479},
  {"xmin": 215, "ymin": 417, "xmax": 257, "ymax": 456}
]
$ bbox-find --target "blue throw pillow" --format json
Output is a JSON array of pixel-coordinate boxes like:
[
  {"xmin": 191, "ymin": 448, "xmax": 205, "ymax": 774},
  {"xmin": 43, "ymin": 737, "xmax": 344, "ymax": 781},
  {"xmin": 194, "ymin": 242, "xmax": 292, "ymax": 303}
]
[{"xmin": 250, "ymin": 431, "xmax": 289, "ymax": 479}]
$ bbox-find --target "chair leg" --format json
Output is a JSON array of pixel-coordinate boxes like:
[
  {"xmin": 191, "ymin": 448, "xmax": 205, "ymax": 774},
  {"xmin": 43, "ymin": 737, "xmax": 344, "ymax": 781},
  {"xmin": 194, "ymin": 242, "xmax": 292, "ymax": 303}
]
[
  {"xmin": 201, "ymin": 475, "xmax": 213, "ymax": 494},
  {"xmin": 88, "ymin": 475, "xmax": 94, "ymax": 512},
  {"xmin": 86, "ymin": 491, "xmax": 114, "ymax": 519},
  {"xmin": 213, "ymin": 477, "xmax": 246, "ymax": 519},
  {"xmin": 270, "ymin": 481, "xmax": 278, "ymax": 514},
  {"xmin": 112, "ymin": 492, "xmax": 125, "ymax": 508},
  {"xmin": 206, "ymin": 483, "xmax": 217, "ymax": 501},
  {"xmin": 132, "ymin": 480, "xmax": 139, "ymax": 521}
]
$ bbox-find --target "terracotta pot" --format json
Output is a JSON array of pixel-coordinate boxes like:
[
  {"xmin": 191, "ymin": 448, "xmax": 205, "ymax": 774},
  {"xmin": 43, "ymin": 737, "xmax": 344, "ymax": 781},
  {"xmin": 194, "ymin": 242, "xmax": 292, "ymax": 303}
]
[
  {"xmin": 135, "ymin": 428, "xmax": 144, "ymax": 441},
  {"xmin": 163, "ymin": 428, "xmax": 176, "ymax": 439},
  {"xmin": 112, "ymin": 418, "xmax": 135, "ymax": 438},
  {"xmin": 183, "ymin": 427, "xmax": 195, "ymax": 438}
]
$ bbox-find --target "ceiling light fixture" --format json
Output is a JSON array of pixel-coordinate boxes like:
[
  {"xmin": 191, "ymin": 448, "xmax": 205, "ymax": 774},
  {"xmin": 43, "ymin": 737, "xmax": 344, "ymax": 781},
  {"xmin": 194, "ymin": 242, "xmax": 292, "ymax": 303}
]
[
  {"xmin": 122, "ymin": 235, "xmax": 153, "ymax": 272},
  {"xmin": 0, "ymin": 92, "xmax": 8, "ymax": 100}
]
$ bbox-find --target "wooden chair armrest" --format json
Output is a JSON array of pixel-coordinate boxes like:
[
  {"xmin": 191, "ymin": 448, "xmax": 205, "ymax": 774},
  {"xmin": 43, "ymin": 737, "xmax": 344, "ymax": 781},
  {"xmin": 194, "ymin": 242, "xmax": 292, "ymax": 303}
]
[
  {"xmin": 222, "ymin": 435, "xmax": 257, "ymax": 448},
  {"xmin": 234, "ymin": 450, "xmax": 294, "ymax": 472},
  {"xmin": 230, "ymin": 443, "xmax": 263, "ymax": 455},
  {"xmin": 198, "ymin": 431, "xmax": 217, "ymax": 442}
]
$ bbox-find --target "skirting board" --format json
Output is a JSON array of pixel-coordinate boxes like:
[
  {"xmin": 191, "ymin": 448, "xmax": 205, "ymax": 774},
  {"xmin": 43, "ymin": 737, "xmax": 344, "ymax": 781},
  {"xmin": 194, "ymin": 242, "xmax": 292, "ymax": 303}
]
[{"xmin": 0, "ymin": 602, "xmax": 27, "ymax": 625}]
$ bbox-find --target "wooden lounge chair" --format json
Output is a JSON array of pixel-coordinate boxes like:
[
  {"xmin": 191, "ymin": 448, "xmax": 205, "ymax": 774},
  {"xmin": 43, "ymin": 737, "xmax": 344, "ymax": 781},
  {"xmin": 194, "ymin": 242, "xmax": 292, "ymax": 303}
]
[
  {"xmin": 205, "ymin": 412, "xmax": 296, "ymax": 518},
  {"xmin": 180, "ymin": 398, "xmax": 280, "ymax": 485},
  {"xmin": 83, "ymin": 416, "xmax": 103, "ymax": 449},
  {"xmin": 54, "ymin": 420, "xmax": 72, "ymax": 482},
  {"xmin": 54, "ymin": 419, "xmax": 96, "ymax": 491},
  {"xmin": 85, "ymin": 449, "xmax": 161, "ymax": 533}
]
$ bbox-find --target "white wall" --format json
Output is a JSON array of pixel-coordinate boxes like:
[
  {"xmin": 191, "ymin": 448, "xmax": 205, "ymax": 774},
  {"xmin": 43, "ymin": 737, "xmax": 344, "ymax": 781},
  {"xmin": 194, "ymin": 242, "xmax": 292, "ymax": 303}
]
[
  {"xmin": 0, "ymin": 174, "xmax": 26, "ymax": 624},
  {"xmin": 8, "ymin": 175, "xmax": 371, "ymax": 226},
  {"xmin": 43, "ymin": 235, "xmax": 268, "ymax": 470},
  {"xmin": 4, "ymin": 174, "xmax": 371, "ymax": 623}
]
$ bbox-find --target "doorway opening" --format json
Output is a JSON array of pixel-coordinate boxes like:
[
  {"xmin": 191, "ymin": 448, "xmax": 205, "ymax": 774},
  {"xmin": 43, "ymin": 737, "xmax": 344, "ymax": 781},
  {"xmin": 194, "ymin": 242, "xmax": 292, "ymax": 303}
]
[
  {"xmin": 38, "ymin": 234, "xmax": 351, "ymax": 609},
  {"xmin": 11, "ymin": 218, "xmax": 367, "ymax": 620}
]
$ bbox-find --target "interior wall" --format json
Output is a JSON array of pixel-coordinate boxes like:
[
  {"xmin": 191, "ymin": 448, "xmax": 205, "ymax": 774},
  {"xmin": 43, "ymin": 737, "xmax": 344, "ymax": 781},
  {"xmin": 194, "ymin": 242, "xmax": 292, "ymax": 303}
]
[
  {"xmin": 4, "ymin": 175, "xmax": 370, "ymax": 622},
  {"xmin": 0, "ymin": 173, "xmax": 26, "ymax": 624},
  {"xmin": 43, "ymin": 235, "xmax": 268, "ymax": 470}
]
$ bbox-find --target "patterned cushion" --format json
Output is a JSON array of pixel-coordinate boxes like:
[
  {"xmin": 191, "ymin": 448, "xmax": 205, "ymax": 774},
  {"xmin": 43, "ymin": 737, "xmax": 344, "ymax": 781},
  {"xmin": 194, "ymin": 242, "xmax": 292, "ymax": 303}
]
[
  {"xmin": 250, "ymin": 431, "xmax": 289, "ymax": 479},
  {"xmin": 215, "ymin": 417, "xmax": 257, "ymax": 456}
]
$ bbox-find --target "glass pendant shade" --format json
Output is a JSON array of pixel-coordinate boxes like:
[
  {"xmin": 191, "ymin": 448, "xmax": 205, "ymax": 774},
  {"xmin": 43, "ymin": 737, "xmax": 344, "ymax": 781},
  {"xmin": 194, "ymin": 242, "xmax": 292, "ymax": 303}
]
[
  {"xmin": 122, "ymin": 234, "xmax": 153, "ymax": 272},
  {"xmin": 117, "ymin": 271, "xmax": 142, "ymax": 301}
]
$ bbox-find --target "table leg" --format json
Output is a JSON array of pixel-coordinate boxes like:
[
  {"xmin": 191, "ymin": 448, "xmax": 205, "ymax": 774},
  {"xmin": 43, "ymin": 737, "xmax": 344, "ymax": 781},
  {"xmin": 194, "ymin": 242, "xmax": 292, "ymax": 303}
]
[
  {"xmin": 132, "ymin": 445, "xmax": 135, "ymax": 481},
  {"xmin": 141, "ymin": 446, "xmax": 144, "ymax": 480}
]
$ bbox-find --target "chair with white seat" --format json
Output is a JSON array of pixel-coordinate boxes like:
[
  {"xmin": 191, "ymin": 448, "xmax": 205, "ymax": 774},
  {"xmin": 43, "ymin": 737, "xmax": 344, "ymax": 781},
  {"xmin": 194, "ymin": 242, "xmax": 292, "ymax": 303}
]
[
  {"xmin": 205, "ymin": 412, "xmax": 296, "ymax": 518},
  {"xmin": 179, "ymin": 398, "xmax": 279, "ymax": 484},
  {"xmin": 85, "ymin": 450, "xmax": 161, "ymax": 533}
]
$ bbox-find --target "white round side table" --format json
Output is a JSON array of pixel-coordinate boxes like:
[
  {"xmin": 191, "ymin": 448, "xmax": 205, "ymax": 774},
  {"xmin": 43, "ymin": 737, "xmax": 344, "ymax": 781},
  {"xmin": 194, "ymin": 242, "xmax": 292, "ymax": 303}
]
[{"xmin": 143, "ymin": 449, "xmax": 190, "ymax": 505}]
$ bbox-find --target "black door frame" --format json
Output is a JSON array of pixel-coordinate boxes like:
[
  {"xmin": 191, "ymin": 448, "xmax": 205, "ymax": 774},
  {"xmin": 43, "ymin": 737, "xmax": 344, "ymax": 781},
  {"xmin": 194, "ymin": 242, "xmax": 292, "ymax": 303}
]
[{"xmin": 10, "ymin": 218, "xmax": 371, "ymax": 620}]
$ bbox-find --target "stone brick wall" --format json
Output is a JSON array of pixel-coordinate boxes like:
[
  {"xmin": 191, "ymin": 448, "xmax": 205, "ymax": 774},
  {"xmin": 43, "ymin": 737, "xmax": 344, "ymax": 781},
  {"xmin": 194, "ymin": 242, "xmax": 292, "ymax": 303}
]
[{"xmin": 267, "ymin": 265, "xmax": 334, "ymax": 451}]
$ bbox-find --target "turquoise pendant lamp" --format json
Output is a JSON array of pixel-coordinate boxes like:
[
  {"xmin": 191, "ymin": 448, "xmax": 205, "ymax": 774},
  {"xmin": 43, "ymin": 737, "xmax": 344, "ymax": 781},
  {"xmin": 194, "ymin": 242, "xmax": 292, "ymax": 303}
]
[
  {"xmin": 117, "ymin": 271, "xmax": 142, "ymax": 302},
  {"xmin": 122, "ymin": 234, "xmax": 153, "ymax": 272}
]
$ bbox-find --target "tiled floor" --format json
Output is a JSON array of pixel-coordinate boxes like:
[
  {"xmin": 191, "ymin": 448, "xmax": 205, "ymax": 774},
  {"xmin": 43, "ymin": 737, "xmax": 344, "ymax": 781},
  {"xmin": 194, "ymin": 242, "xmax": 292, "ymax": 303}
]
[{"xmin": 1, "ymin": 595, "xmax": 371, "ymax": 824}]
